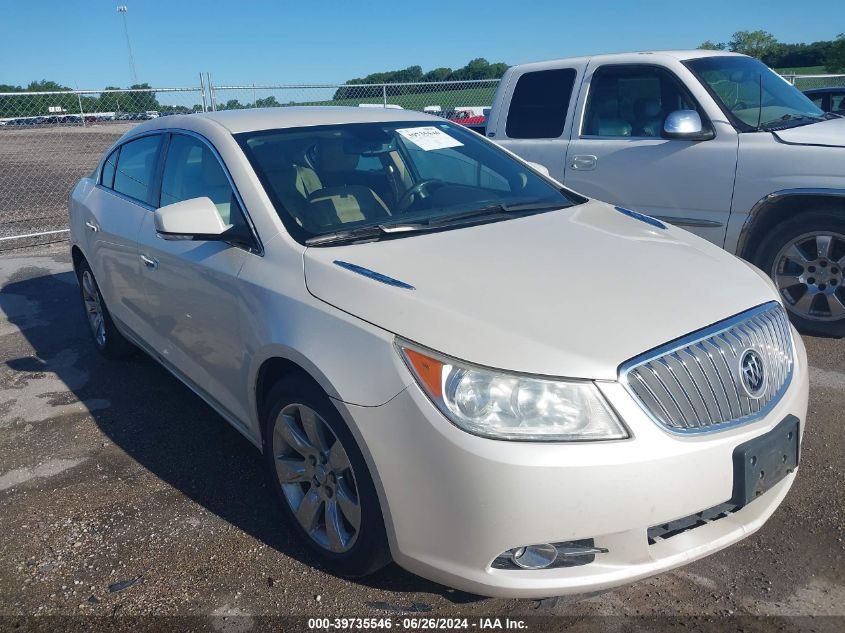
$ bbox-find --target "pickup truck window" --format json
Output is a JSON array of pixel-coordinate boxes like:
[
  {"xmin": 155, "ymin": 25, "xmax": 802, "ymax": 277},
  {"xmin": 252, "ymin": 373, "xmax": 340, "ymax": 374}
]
[
  {"xmin": 684, "ymin": 56, "xmax": 824, "ymax": 132},
  {"xmin": 583, "ymin": 65, "xmax": 696, "ymax": 138},
  {"xmin": 505, "ymin": 68, "xmax": 576, "ymax": 139}
]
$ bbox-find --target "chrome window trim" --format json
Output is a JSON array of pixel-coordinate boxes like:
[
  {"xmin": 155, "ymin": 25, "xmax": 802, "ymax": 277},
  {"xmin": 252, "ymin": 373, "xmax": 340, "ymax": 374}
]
[
  {"xmin": 619, "ymin": 302, "xmax": 795, "ymax": 435},
  {"xmin": 95, "ymin": 126, "xmax": 264, "ymax": 256}
]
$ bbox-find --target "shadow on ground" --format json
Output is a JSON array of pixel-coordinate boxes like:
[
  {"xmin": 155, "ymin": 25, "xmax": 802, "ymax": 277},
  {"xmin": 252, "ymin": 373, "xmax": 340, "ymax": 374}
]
[{"xmin": 1, "ymin": 261, "xmax": 484, "ymax": 606}]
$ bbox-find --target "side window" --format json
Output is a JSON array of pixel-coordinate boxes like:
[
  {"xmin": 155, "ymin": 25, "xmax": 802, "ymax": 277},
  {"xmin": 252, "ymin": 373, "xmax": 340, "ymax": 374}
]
[
  {"xmin": 808, "ymin": 95, "xmax": 825, "ymax": 109},
  {"xmin": 113, "ymin": 135, "xmax": 162, "ymax": 205},
  {"xmin": 832, "ymin": 94, "xmax": 845, "ymax": 113},
  {"xmin": 160, "ymin": 133, "xmax": 246, "ymax": 228},
  {"xmin": 583, "ymin": 66, "xmax": 697, "ymax": 138},
  {"xmin": 101, "ymin": 147, "xmax": 119, "ymax": 188},
  {"xmin": 505, "ymin": 68, "xmax": 577, "ymax": 139}
]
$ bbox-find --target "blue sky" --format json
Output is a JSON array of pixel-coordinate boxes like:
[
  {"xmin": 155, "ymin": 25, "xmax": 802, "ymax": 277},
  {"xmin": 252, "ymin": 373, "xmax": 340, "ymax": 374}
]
[{"xmin": 1, "ymin": 0, "xmax": 842, "ymax": 89}]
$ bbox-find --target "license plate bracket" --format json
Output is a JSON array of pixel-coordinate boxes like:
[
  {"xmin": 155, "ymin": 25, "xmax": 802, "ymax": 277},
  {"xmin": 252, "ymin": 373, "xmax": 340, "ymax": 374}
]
[{"xmin": 731, "ymin": 415, "xmax": 800, "ymax": 507}]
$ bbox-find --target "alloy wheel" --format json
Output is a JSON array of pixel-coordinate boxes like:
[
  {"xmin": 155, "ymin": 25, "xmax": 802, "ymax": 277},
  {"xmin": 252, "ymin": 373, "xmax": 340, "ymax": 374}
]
[
  {"xmin": 772, "ymin": 231, "xmax": 845, "ymax": 322},
  {"xmin": 81, "ymin": 270, "xmax": 106, "ymax": 347},
  {"xmin": 272, "ymin": 403, "xmax": 361, "ymax": 553}
]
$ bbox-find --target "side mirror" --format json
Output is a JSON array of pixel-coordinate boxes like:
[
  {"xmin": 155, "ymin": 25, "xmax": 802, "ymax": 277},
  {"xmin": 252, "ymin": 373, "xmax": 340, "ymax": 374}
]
[
  {"xmin": 662, "ymin": 110, "xmax": 714, "ymax": 141},
  {"xmin": 526, "ymin": 161, "xmax": 550, "ymax": 177},
  {"xmin": 154, "ymin": 197, "xmax": 229, "ymax": 241}
]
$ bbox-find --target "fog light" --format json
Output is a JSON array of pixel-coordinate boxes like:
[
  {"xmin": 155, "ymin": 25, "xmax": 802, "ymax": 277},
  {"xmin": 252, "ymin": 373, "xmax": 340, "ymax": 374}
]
[
  {"xmin": 492, "ymin": 539, "xmax": 608, "ymax": 570},
  {"xmin": 511, "ymin": 543, "xmax": 557, "ymax": 569}
]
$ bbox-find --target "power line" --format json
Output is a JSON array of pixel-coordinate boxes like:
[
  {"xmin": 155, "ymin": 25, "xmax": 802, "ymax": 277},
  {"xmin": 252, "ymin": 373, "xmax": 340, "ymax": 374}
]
[{"xmin": 117, "ymin": 6, "xmax": 138, "ymax": 86}]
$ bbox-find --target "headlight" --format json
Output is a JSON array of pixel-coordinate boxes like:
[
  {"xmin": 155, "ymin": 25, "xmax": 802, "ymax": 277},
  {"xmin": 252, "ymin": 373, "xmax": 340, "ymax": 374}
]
[{"xmin": 397, "ymin": 340, "xmax": 628, "ymax": 441}]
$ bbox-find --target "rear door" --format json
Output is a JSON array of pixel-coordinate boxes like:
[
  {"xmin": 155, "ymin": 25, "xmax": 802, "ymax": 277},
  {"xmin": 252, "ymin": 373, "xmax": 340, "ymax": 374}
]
[
  {"xmin": 487, "ymin": 63, "xmax": 586, "ymax": 182},
  {"xmin": 135, "ymin": 131, "xmax": 257, "ymax": 425},
  {"xmin": 563, "ymin": 63, "xmax": 738, "ymax": 245},
  {"xmin": 83, "ymin": 134, "xmax": 163, "ymax": 336}
]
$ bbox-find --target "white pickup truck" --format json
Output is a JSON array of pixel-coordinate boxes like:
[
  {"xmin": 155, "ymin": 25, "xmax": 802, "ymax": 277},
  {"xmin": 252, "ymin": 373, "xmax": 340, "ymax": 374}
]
[{"xmin": 486, "ymin": 50, "xmax": 845, "ymax": 336}]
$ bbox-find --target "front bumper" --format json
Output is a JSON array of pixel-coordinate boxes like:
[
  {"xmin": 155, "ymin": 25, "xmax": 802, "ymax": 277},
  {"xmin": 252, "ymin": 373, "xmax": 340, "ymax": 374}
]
[{"xmin": 339, "ymin": 328, "xmax": 809, "ymax": 598}]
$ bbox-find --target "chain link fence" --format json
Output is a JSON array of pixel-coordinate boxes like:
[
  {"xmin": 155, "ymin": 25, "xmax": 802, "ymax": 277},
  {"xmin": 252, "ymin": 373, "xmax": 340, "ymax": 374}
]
[
  {"xmin": 784, "ymin": 73, "xmax": 845, "ymax": 90},
  {"xmin": 0, "ymin": 86, "xmax": 206, "ymax": 250},
  {"xmin": 1, "ymin": 73, "xmax": 843, "ymax": 252}
]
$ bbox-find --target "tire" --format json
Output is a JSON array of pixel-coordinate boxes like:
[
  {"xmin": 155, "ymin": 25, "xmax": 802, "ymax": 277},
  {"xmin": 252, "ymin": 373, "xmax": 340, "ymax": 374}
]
[
  {"xmin": 262, "ymin": 376, "xmax": 391, "ymax": 576},
  {"xmin": 754, "ymin": 210, "xmax": 845, "ymax": 337},
  {"xmin": 75, "ymin": 258, "xmax": 136, "ymax": 359}
]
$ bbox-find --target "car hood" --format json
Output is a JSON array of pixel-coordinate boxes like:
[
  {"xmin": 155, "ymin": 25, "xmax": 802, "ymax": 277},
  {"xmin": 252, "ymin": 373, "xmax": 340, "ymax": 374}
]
[
  {"xmin": 773, "ymin": 117, "xmax": 845, "ymax": 148},
  {"xmin": 303, "ymin": 201, "xmax": 777, "ymax": 380}
]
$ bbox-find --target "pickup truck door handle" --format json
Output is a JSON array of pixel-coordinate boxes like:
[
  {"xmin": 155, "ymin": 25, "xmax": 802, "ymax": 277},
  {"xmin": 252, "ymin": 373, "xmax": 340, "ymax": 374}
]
[
  {"xmin": 85, "ymin": 220, "xmax": 100, "ymax": 233},
  {"xmin": 140, "ymin": 254, "xmax": 159, "ymax": 270},
  {"xmin": 569, "ymin": 155, "xmax": 597, "ymax": 171}
]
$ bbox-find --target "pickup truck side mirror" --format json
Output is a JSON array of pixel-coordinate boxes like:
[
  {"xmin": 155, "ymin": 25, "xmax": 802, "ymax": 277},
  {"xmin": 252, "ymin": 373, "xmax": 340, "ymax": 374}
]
[
  {"xmin": 155, "ymin": 196, "xmax": 230, "ymax": 241},
  {"xmin": 662, "ymin": 110, "xmax": 715, "ymax": 141}
]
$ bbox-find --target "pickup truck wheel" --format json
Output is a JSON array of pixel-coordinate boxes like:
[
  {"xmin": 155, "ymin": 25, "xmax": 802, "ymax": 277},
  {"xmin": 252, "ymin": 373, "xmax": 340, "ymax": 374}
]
[
  {"xmin": 75, "ymin": 260, "xmax": 135, "ymax": 359},
  {"xmin": 262, "ymin": 378, "xmax": 391, "ymax": 577},
  {"xmin": 755, "ymin": 211, "xmax": 845, "ymax": 336}
]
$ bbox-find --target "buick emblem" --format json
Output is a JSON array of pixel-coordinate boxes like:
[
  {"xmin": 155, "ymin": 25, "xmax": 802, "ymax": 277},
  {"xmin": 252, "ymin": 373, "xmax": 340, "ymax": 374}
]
[{"xmin": 739, "ymin": 349, "xmax": 766, "ymax": 398}]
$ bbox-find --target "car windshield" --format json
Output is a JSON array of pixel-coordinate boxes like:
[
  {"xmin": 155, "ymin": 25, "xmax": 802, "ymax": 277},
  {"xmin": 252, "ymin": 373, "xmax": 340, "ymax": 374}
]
[
  {"xmin": 685, "ymin": 56, "xmax": 825, "ymax": 131},
  {"xmin": 236, "ymin": 120, "xmax": 577, "ymax": 244}
]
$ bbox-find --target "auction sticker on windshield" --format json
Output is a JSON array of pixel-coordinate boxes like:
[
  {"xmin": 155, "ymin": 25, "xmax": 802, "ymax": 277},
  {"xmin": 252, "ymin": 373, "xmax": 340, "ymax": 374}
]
[{"xmin": 397, "ymin": 126, "xmax": 463, "ymax": 151}]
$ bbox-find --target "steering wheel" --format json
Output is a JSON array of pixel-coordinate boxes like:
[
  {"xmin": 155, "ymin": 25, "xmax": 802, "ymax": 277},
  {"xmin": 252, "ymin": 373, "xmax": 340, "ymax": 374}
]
[
  {"xmin": 731, "ymin": 101, "xmax": 748, "ymax": 112},
  {"xmin": 397, "ymin": 179, "xmax": 443, "ymax": 212}
]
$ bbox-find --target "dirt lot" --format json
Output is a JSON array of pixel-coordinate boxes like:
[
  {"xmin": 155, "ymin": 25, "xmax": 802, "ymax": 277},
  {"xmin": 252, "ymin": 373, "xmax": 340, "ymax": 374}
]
[{"xmin": 0, "ymin": 244, "xmax": 843, "ymax": 632}]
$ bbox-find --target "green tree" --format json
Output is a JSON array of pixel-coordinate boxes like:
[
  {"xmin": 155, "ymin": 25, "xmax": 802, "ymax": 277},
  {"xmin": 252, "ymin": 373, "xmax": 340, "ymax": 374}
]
[
  {"xmin": 422, "ymin": 67, "xmax": 452, "ymax": 82},
  {"xmin": 698, "ymin": 40, "xmax": 726, "ymax": 50},
  {"xmin": 27, "ymin": 79, "xmax": 71, "ymax": 92},
  {"xmin": 826, "ymin": 33, "xmax": 845, "ymax": 72},
  {"xmin": 255, "ymin": 95, "xmax": 281, "ymax": 108},
  {"xmin": 126, "ymin": 83, "xmax": 160, "ymax": 112},
  {"xmin": 728, "ymin": 30, "xmax": 779, "ymax": 58}
]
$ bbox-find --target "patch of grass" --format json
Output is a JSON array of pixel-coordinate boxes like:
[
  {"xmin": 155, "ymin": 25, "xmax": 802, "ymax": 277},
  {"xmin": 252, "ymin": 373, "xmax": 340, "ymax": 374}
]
[{"xmin": 776, "ymin": 65, "xmax": 828, "ymax": 75}]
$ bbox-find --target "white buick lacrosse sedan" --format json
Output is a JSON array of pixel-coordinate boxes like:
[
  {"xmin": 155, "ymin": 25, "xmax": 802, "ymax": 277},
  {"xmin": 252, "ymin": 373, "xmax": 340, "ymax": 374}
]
[{"xmin": 69, "ymin": 107, "xmax": 808, "ymax": 598}]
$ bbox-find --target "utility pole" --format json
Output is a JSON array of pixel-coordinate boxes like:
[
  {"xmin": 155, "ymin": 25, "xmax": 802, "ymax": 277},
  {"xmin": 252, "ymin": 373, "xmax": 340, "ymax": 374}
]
[{"xmin": 117, "ymin": 6, "xmax": 138, "ymax": 86}]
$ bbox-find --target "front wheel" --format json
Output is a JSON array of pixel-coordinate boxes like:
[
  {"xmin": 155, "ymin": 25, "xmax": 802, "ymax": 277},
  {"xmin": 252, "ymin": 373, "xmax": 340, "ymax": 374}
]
[
  {"xmin": 755, "ymin": 210, "xmax": 845, "ymax": 336},
  {"xmin": 262, "ymin": 377, "xmax": 391, "ymax": 576}
]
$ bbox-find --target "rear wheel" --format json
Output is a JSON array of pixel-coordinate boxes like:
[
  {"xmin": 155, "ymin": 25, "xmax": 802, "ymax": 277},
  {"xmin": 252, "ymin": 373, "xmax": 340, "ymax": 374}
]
[
  {"xmin": 76, "ymin": 259, "xmax": 135, "ymax": 359},
  {"xmin": 262, "ymin": 377, "xmax": 391, "ymax": 576},
  {"xmin": 755, "ymin": 211, "xmax": 845, "ymax": 336}
]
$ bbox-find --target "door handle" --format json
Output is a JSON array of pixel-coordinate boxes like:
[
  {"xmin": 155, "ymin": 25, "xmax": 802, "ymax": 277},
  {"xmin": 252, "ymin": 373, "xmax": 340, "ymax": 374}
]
[
  {"xmin": 140, "ymin": 254, "xmax": 158, "ymax": 270},
  {"xmin": 85, "ymin": 220, "xmax": 100, "ymax": 232},
  {"xmin": 569, "ymin": 155, "xmax": 598, "ymax": 171}
]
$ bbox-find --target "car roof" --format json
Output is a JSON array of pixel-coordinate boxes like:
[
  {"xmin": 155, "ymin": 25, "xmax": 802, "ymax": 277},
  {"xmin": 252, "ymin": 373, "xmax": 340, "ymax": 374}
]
[
  {"xmin": 802, "ymin": 87, "xmax": 843, "ymax": 94},
  {"xmin": 136, "ymin": 106, "xmax": 438, "ymax": 135},
  {"xmin": 509, "ymin": 49, "xmax": 744, "ymax": 71}
]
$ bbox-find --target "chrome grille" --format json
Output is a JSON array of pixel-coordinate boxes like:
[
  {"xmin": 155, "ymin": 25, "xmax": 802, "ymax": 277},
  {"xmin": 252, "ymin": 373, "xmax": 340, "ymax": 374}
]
[{"xmin": 621, "ymin": 303, "xmax": 794, "ymax": 432}]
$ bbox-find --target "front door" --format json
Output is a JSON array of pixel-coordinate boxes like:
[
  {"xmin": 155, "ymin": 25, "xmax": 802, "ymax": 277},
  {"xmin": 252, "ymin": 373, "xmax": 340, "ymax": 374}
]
[
  {"xmin": 135, "ymin": 132, "xmax": 254, "ymax": 425},
  {"xmin": 564, "ymin": 63, "xmax": 738, "ymax": 246}
]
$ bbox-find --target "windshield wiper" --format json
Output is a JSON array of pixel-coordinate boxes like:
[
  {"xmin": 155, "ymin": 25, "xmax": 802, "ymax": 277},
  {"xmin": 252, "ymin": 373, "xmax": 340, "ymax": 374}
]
[
  {"xmin": 305, "ymin": 225, "xmax": 388, "ymax": 246},
  {"xmin": 758, "ymin": 113, "xmax": 824, "ymax": 130},
  {"xmin": 305, "ymin": 200, "xmax": 564, "ymax": 246},
  {"xmin": 414, "ymin": 200, "xmax": 564, "ymax": 228}
]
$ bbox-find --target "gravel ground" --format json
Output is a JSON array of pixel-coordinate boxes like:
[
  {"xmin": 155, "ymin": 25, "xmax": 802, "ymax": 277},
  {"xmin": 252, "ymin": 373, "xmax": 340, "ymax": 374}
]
[{"xmin": 0, "ymin": 244, "xmax": 843, "ymax": 632}]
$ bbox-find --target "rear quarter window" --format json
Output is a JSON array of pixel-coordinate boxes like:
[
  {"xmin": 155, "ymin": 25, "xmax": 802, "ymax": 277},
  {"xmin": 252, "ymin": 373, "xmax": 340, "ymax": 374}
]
[{"xmin": 505, "ymin": 68, "xmax": 577, "ymax": 139}]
